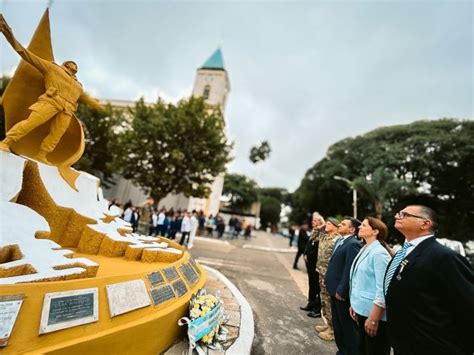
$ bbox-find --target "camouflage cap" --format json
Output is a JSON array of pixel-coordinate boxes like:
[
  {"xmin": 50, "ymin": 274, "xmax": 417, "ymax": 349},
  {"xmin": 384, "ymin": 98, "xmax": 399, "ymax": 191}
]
[{"xmin": 327, "ymin": 217, "xmax": 341, "ymax": 227}]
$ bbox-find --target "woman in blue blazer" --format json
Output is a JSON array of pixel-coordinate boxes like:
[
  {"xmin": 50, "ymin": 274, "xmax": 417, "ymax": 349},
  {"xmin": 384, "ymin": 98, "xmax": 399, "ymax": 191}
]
[{"xmin": 349, "ymin": 217, "xmax": 392, "ymax": 355}]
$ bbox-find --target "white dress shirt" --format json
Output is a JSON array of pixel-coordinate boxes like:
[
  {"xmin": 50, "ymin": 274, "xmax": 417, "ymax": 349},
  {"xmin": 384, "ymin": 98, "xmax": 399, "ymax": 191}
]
[
  {"xmin": 181, "ymin": 216, "xmax": 192, "ymax": 233},
  {"xmin": 157, "ymin": 212, "xmax": 166, "ymax": 225},
  {"xmin": 405, "ymin": 234, "xmax": 434, "ymax": 256},
  {"xmin": 123, "ymin": 208, "xmax": 133, "ymax": 223},
  {"xmin": 332, "ymin": 234, "xmax": 351, "ymax": 254}
]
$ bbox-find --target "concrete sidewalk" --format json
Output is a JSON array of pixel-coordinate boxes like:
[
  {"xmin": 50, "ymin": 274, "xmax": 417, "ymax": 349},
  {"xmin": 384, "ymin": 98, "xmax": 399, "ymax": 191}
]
[
  {"xmin": 243, "ymin": 231, "xmax": 315, "ymax": 302},
  {"xmin": 188, "ymin": 230, "xmax": 337, "ymax": 354}
]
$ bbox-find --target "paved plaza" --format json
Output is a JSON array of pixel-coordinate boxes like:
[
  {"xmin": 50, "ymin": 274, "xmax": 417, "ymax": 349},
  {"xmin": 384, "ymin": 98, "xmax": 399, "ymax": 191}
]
[{"xmin": 189, "ymin": 231, "xmax": 337, "ymax": 354}]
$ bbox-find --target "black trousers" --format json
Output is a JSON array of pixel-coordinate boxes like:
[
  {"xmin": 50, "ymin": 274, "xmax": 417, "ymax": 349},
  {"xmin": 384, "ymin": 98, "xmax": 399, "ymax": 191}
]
[
  {"xmin": 293, "ymin": 249, "xmax": 304, "ymax": 268},
  {"xmin": 331, "ymin": 297, "xmax": 360, "ymax": 355},
  {"xmin": 168, "ymin": 229, "xmax": 177, "ymax": 240},
  {"xmin": 356, "ymin": 314, "xmax": 390, "ymax": 355},
  {"xmin": 306, "ymin": 259, "xmax": 321, "ymax": 311},
  {"xmin": 179, "ymin": 231, "xmax": 190, "ymax": 245}
]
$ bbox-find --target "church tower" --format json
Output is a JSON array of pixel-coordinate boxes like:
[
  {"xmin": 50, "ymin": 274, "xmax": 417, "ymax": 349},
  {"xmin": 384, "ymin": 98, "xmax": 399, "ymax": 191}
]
[
  {"xmin": 156, "ymin": 49, "xmax": 230, "ymax": 215},
  {"xmin": 192, "ymin": 48, "xmax": 230, "ymax": 113},
  {"xmin": 185, "ymin": 49, "xmax": 230, "ymax": 215}
]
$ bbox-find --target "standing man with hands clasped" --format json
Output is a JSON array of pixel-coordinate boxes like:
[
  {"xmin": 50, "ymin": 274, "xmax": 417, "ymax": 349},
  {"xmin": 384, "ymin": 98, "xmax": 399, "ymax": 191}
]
[
  {"xmin": 293, "ymin": 221, "xmax": 310, "ymax": 270},
  {"xmin": 325, "ymin": 217, "xmax": 362, "ymax": 354},
  {"xmin": 384, "ymin": 205, "xmax": 474, "ymax": 355}
]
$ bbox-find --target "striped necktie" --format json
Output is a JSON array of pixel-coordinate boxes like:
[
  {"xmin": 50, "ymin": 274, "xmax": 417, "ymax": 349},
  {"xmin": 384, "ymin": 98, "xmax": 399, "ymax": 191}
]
[
  {"xmin": 333, "ymin": 237, "xmax": 344, "ymax": 253},
  {"xmin": 384, "ymin": 242, "xmax": 412, "ymax": 295}
]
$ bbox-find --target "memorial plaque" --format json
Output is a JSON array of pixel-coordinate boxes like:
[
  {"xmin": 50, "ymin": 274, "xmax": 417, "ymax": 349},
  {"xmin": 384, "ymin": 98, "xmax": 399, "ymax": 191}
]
[
  {"xmin": 163, "ymin": 266, "xmax": 179, "ymax": 281},
  {"xmin": 106, "ymin": 279, "xmax": 151, "ymax": 317},
  {"xmin": 40, "ymin": 288, "xmax": 98, "ymax": 334},
  {"xmin": 180, "ymin": 263, "xmax": 198, "ymax": 285},
  {"xmin": 0, "ymin": 295, "xmax": 24, "ymax": 347},
  {"xmin": 149, "ymin": 285, "xmax": 176, "ymax": 306},
  {"xmin": 189, "ymin": 257, "xmax": 201, "ymax": 274},
  {"xmin": 172, "ymin": 279, "xmax": 188, "ymax": 297},
  {"xmin": 147, "ymin": 271, "xmax": 165, "ymax": 287}
]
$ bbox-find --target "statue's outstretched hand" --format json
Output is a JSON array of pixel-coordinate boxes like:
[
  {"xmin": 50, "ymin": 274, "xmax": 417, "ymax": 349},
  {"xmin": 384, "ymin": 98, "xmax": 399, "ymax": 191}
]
[
  {"xmin": 0, "ymin": 14, "xmax": 6, "ymax": 31},
  {"xmin": 0, "ymin": 14, "xmax": 11, "ymax": 33},
  {"xmin": 0, "ymin": 14, "xmax": 12, "ymax": 34}
]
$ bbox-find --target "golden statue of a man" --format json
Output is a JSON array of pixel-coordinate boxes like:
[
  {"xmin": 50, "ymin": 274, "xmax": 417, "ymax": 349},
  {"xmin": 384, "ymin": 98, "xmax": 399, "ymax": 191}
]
[{"xmin": 0, "ymin": 14, "xmax": 101, "ymax": 164}]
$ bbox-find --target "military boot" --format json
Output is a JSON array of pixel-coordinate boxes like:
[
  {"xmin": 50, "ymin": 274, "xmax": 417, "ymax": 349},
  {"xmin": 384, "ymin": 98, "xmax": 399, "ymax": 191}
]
[
  {"xmin": 315, "ymin": 324, "xmax": 329, "ymax": 332},
  {"xmin": 318, "ymin": 328, "xmax": 335, "ymax": 341},
  {"xmin": 34, "ymin": 150, "xmax": 52, "ymax": 165},
  {"xmin": 0, "ymin": 137, "xmax": 13, "ymax": 152}
]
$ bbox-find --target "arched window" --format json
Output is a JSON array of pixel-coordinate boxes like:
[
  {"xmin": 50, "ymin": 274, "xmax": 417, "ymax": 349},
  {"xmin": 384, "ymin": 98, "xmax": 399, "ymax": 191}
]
[{"xmin": 203, "ymin": 85, "xmax": 211, "ymax": 99}]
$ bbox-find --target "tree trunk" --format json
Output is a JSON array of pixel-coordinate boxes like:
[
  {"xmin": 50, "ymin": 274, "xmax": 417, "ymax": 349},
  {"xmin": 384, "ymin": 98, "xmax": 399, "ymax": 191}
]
[{"xmin": 375, "ymin": 201, "xmax": 383, "ymax": 220}]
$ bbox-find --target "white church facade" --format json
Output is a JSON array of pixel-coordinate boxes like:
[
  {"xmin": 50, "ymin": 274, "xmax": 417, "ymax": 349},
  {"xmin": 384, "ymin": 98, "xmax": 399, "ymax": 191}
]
[{"xmin": 103, "ymin": 49, "xmax": 230, "ymax": 216}]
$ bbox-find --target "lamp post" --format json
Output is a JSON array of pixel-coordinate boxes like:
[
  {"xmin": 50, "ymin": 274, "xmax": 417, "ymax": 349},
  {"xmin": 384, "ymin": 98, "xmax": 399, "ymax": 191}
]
[{"xmin": 334, "ymin": 176, "xmax": 357, "ymax": 218}]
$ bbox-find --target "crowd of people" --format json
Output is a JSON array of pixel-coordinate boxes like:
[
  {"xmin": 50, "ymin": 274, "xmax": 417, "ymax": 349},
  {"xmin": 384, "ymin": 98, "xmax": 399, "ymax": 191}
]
[
  {"xmin": 292, "ymin": 205, "xmax": 473, "ymax": 355},
  {"xmin": 109, "ymin": 197, "xmax": 253, "ymax": 248}
]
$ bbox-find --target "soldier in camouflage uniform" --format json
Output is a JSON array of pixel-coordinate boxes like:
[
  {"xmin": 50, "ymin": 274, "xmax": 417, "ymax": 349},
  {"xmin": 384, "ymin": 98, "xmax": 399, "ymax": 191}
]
[
  {"xmin": 138, "ymin": 197, "xmax": 154, "ymax": 235},
  {"xmin": 315, "ymin": 217, "xmax": 341, "ymax": 341}
]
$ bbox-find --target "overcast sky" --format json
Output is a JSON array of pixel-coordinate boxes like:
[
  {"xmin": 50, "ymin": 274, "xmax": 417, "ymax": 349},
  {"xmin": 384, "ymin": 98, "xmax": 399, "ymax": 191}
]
[{"xmin": 1, "ymin": 0, "xmax": 472, "ymax": 191}]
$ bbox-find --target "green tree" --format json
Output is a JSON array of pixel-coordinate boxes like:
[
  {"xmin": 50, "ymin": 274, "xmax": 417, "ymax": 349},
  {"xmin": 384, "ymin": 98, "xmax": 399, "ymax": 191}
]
[
  {"xmin": 0, "ymin": 76, "xmax": 11, "ymax": 140},
  {"xmin": 290, "ymin": 156, "xmax": 353, "ymax": 224},
  {"xmin": 259, "ymin": 195, "xmax": 281, "ymax": 228},
  {"xmin": 291, "ymin": 119, "xmax": 474, "ymax": 241},
  {"xmin": 73, "ymin": 103, "xmax": 124, "ymax": 187},
  {"xmin": 258, "ymin": 187, "xmax": 289, "ymax": 228},
  {"xmin": 222, "ymin": 173, "xmax": 259, "ymax": 212},
  {"xmin": 352, "ymin": 167, "xmax": 414, "ymax": 219},
  {"xmin": 249, "ymin": 140, "xmax": 271, "ymax": 163},
  {"xmin": 118, "ymin": 96, "xmax": 232, "ymax": 201},
  {"xmin": 259, "ymin": 187, "xmax": 290, "ymax": 203}
]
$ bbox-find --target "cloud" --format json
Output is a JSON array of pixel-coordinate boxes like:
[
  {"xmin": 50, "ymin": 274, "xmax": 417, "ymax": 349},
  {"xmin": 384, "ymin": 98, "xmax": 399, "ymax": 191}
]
[
  {"xmin": 134, "ymin": 86, "xmax": 192, "ymax": 105},
  {"xmin": 1, "ymin": 1, "xmax": 472, "ymax": 192}
]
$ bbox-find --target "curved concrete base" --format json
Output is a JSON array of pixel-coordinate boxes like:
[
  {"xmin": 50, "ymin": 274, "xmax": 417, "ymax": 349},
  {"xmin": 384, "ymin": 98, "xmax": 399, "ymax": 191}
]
[
  {"xmin": 203, "ymin": 266, "xmax": 254, "ymax": 355},
  {"xmin": 1, "ymin": 254, "xmax": 206, "ymax": 354}
]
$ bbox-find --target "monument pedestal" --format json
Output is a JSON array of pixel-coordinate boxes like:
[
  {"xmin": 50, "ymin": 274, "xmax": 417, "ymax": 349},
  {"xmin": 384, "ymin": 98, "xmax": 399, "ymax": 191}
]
[
  {"xmin": 1, "ymin": 254, "xmax": 205, "ymax": 354},
  {"xmin": 0, "ymin": 151, "xmax": 206, "ymax": 354}
]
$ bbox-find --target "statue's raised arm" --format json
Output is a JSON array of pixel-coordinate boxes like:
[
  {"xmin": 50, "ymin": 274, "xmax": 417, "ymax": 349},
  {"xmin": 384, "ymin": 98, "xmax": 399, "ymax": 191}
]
[
  {"xmin": 0, "ymin": 13, "xmax": 101, "ymax": 170},
  {"xmin": 0, "ymin": 14, "xmax": 52, "ymax": 75}
]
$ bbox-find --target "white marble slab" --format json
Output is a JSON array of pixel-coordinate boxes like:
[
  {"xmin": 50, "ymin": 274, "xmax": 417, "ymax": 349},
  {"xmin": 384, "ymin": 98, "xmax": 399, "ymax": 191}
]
[
  {"xmin": 0, "ymin": 295, "xmax": 24, "ymax": 347},
  {"xmin": 105, "ymin": 279, "xmax": 151, "ymax": 317}
]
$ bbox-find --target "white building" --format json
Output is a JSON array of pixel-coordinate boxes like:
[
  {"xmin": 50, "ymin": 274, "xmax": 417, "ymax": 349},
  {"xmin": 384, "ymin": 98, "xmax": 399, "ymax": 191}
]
[{"xmin": 104, "ymin": 49, "xmax": 230, "ymax": 215}]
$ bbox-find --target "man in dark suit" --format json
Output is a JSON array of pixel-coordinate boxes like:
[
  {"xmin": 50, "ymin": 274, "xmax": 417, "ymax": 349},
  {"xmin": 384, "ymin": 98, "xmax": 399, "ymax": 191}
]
[
  {"xmin": 300, "ymin": 213, "xmax": 325, "ymax": 317},
  {"xmin": 293, "ymin": 221, "xmax": 309, "ymax": 270},
  {"xmin": 325, "ymin": 217, "xmax": 362, "ymax": 354},
  {"xmin": 385, "ymin": 205, "xmax": 474, "ymax": 355}
]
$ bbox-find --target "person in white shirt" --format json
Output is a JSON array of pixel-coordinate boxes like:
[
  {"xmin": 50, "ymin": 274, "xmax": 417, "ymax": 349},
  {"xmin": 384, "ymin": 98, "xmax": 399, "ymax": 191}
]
[
  {"xmin": 122, "ymin": 202, "xmax": 133, "ymax": 223},
  {"xmin": 187, "ymin": 210, "xmax": 199, "ymax": 249},
  {"xmin": 180, "ymin": 212, "xmax": 192, "ymax": 245},
  {"xmin": 156, "ymin": 209, "xmax": 166, "ymax": 236},
  {"xmin": 151, "ymin": 210, "xmax": 158, "ymax": 236}
]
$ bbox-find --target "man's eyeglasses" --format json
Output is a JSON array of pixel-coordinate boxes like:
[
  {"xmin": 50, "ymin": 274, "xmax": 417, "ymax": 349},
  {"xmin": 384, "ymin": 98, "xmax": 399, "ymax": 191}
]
[{"xmin": 395, "ymin": 211, "xmax": 428, "ymax": 220}]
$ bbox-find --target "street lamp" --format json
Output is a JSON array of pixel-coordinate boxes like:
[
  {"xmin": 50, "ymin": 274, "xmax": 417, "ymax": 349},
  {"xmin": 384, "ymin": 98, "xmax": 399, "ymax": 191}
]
[{"xmin": 334, "ymin": 176, "xmax": 357, "ymax": 218}]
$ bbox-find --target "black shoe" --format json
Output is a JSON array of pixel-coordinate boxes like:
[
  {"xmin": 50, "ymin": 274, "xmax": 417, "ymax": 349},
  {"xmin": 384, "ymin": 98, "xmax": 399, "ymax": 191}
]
[
  {"xmin": 300, "ymin": 304, "xmax": 312, "ymax": 311},
  {"xmin": 307, "ymin": 311, "xmax": 322, "ymax": 318},
  {"xmin": 293, "ymin": 266, "xmax": 299, "ymax": 270}
]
